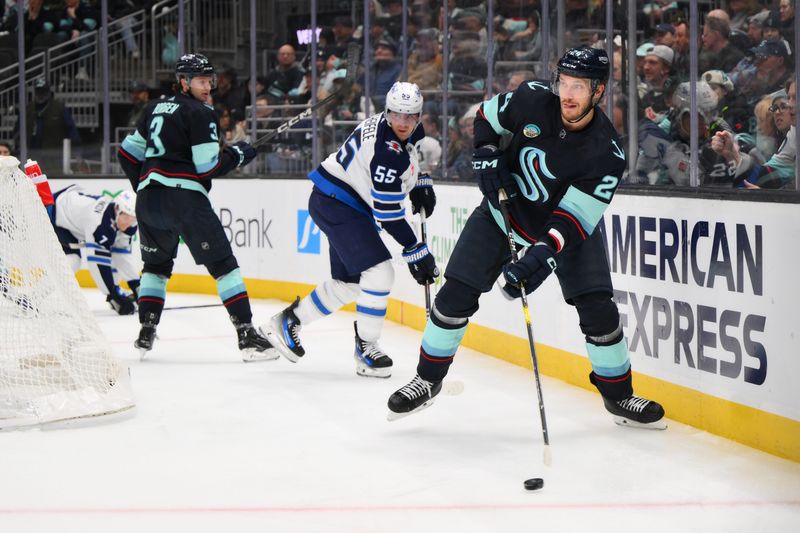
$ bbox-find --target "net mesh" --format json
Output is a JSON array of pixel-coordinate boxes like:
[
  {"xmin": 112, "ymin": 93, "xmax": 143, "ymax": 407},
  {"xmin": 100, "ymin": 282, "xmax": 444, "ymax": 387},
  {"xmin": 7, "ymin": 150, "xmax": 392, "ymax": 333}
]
[{"xmin": 0, "ymin": 161, "xmax": 135, "ymax": 429}]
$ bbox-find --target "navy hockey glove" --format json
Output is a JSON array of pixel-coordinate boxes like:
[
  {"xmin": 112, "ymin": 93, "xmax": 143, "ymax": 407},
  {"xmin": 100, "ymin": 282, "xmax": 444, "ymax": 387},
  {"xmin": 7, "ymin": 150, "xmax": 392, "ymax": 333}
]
[
  {"xmin": 402, "ymin": 242, "xmax": 439, "ymax": 285},
  {"xmin": 472, "ymin": 146, "xmax": 518, "ymax": 209},
  {"xmin": 502, "ymin": 242, "xmax": 557, "ymax": 297},
  {"xmin": 409, "ymin": 174, "xmax": 436, "ymax": 216},
  {"xmin": 227, "ymin": 141, "xmax": 257, "ymax": 168},
  {"xmin": 107, "ymin": 288, "xmax": 136, "ymax": 315}
]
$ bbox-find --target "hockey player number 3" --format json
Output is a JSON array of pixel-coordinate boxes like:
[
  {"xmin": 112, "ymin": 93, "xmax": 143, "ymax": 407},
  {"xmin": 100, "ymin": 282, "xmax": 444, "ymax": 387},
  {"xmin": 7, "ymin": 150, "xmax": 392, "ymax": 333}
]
[
  {"xmin": 374, "ymin": 166, "xmax": 397, "ymax": 184},
  {"xmin": 145, "ymin": 116, "xmax": 166, "ymax": 158}
]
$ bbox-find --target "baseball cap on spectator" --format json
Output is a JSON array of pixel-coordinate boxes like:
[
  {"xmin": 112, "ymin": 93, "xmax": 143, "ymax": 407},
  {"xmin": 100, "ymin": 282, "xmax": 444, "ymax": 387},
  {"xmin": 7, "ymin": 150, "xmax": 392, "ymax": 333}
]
[
  {"xmin": 750, "ymin": 39, "xmax": 790, "ymax": 58},
  {"xmin": 375, "ymin": 38, "xmax": 397, "ymax": 54},
  {"xmin": 331, "ymin": 68, "xmax": 348, "ymax": 81},
  {"xmin": 702, "ymin": 70, "xmax": 734, "ymax": 92},
  {"xmin": 129, "ymin": 80, "xmax": 148, "ymax": 93},
  {"xmin": 762, "ymin": 10, "xmax": 780, "ymax": 29},
  {"xmin": 34, "ymin": 77, "xmax": 49, "ymax": 90},
  {"xmin": 655, "ymin": 23, "xmax": 675, "ymax": 35},
  {"xmin": 636, "ymin": 42, "xmax": 653, "ymax": 57},
  {"xmin": 747, "ymin": 10, "xmax": 770, "ymax": 28},
  {"xmin": 645, "ymin": 44, "xmax": 674, "ymax": 66}
]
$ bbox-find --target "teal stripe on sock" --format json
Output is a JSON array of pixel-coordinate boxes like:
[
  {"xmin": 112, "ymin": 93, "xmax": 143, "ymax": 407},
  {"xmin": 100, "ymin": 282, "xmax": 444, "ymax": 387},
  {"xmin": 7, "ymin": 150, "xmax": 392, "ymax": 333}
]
[
  {"xmin": 587, "ymin": 337, "xmax": 630, "ymax": 377},
  {"xmin": 421, "ymin": 319, "xmax": 467, "ymax": 359},
  {"xmin": 217, "ymin": 268, "xmax": 246, "ymax": 301},
  {"xmin": 139, "ymin": 272, "xmax": 167, "ymax": 299}
]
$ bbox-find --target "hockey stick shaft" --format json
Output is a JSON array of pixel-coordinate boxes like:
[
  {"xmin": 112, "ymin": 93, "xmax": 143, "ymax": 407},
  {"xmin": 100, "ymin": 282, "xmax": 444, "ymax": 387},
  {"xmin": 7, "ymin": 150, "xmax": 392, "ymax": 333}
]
[
  {"xmin": 252, "ymin": 42, "xmax": 361, "ymax": 150},
  {"xmin": 498, "ymin": 189, "xmax": 551, "ymax": 465},
  {"xmin": 419, "ymin": 208, "xmax": 432, "ymax": 319},
  {"xmin": 162, "ymin": 303, "xmax": 224, "ymax": 311}
]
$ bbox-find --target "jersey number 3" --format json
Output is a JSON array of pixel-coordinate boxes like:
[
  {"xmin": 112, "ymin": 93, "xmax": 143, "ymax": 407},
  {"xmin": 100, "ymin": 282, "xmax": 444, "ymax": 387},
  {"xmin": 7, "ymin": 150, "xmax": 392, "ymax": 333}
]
[{"xmin": 145, "ymin": 116, "xmax": 166, "ymax": 158}]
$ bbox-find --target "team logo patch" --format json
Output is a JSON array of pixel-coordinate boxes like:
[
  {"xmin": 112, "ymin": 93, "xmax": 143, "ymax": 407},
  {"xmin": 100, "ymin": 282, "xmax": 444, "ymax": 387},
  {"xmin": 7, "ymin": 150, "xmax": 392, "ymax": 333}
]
[
  {"xmin": 385, "ymin": 140, "xmax": 402, "ymax": 154},
  {"xmin": 523, "ymin": 124, "xmax": 541, "ymax": 138}
]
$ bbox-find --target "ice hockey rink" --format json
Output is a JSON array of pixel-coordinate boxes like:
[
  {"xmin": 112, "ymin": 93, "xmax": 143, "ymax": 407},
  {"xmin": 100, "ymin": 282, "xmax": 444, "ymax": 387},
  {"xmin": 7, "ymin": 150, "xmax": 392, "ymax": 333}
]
[{"xmin": 2, "ymin": 289, "xmax": 799, "ymax": 533}]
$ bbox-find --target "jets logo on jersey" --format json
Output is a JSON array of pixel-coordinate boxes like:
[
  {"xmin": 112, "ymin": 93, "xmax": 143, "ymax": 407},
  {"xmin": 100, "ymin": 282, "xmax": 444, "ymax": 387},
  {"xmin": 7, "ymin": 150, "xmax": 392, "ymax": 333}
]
[{"xmin": 385, "ymin": 140, "xmax": 403, "ymax": 154}]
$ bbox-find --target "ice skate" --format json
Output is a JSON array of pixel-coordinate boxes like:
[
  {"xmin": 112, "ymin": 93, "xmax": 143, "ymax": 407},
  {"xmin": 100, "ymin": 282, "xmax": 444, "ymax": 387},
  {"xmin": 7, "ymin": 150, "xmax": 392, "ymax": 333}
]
[
  {"xmin": 353, "ymin": 323, "xmax": 392, "ymax": 378},
  {"xmin": 387, "ymin": 374, "xmax": 442, "ymax": 420},
  {"xmin": 266, "ymin": 297, "xmax": 305, "ymax": 362},
  {"xmin": 134, "ymin": 323, "xmax": 157, "ymax": 360},
  {"xmin": 603, "ymin": 394, "xmax": 667, "ymax": 430},
  {"xmin": 236, "ymin": 323, "xmax": 280, "ymax": 362}
]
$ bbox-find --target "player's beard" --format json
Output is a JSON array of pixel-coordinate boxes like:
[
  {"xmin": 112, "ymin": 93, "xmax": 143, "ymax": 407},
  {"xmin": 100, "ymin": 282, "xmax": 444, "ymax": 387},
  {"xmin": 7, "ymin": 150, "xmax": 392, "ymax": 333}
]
[{"xmin": 560, "ymin": 97, "xmax": 593, "ymax": 124}]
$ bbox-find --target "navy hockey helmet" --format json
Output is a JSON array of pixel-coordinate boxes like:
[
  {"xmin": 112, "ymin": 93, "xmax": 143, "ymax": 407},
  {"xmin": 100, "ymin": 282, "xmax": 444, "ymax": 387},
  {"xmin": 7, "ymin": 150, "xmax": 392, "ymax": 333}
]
[
  {"xmin": 551, "ymin": 46, "xmax": 610, "ymax": 122},
  {"xmin": 175, "ymin": 53, "xmax": 217, "ymax": 88}
]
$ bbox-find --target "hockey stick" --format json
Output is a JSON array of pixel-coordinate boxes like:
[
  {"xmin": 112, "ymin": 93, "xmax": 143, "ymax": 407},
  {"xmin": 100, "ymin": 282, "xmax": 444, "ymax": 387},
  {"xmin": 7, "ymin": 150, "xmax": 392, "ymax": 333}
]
[
  {"xmin": 419, "ymin": 208, "xmax": 432, "ymax": 319},
  {"xmin": 162, "ymin": 303, "xmax": 224, "ymax": 311},
  {"xmin": 251, "ymin": 42, "xmax": 361, "ymax": 151},
  {"xmin": 498, "ymin": 189, "xmax": 552, "ymax": 467}
]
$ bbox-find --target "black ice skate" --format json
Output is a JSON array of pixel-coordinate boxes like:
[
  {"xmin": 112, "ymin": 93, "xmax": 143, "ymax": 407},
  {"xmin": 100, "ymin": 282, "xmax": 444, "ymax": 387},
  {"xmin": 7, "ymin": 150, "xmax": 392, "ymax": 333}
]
[
  {"xmin": 387, "ymin": 374, "xmax": 442, "ymax": 420},
  {"xmin": 353, "ymin": 323, "xmax": 392, "ymax": 378},
  {"xmin": 603, "ymin": 394, "xmax": 667, "ymax": 429},
  {"xmin": 134, "ymin": 323, "xmax": 157, "ymax": 361},
  {"xmin": 267, "ymin": 297, "xmax": 305, "ymax": 362},
  {"xmin": 236, "ymin": 323, "xmax": 280, "ymax": 362}
]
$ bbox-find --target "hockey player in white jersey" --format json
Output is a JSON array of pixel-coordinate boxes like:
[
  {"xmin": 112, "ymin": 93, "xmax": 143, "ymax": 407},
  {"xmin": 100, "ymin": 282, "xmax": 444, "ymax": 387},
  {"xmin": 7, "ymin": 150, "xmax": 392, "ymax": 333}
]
[
  {"xmin": 51, "ymin": 186, "xmax": 141, "ymax": 315},
  {"xmin": 265, "ymin": 81, "xmax": 439, "ymax": 378}
]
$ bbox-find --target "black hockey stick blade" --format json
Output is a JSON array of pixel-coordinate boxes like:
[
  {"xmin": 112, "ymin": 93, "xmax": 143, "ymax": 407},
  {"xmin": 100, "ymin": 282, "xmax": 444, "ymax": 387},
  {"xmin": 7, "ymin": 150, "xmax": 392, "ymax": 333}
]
[{"xmin": 252, "ymin": 42, "xmax": 361, "ymax": 151}]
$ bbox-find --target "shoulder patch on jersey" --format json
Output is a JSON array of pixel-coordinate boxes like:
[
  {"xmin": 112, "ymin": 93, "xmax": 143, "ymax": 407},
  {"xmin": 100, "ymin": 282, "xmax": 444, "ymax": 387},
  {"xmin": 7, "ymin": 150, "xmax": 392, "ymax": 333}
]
[
  {"xmin": 523, "ymin": 124, "xmax": 541, "ymax": 138},
  {"xmin": 385, "ymin": 140, "xmax": 403, "ymax": 154}
]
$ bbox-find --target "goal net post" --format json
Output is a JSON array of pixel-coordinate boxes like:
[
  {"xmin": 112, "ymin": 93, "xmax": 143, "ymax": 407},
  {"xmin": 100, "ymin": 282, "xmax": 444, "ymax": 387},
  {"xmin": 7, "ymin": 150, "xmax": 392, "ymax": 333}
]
[{"xmin": 0, "ymin": 156, "xmax": 135, "ymax": 429}]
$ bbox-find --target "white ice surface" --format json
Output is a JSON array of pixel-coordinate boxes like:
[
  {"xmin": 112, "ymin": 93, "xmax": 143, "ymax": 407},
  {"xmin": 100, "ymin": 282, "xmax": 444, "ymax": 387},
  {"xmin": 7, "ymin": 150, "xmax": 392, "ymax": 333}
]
[{"xmin": 1, "ymin": 290, "xmax": 798, "ymax": 533}]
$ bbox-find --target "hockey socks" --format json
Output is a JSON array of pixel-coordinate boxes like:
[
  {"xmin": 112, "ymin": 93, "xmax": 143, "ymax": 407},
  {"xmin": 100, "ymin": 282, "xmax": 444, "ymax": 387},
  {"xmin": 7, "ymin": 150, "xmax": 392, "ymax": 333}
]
[
  {"xmin": 216, "ymin": 268, "xmax": 252, "ymax": 324},
  {"xmin": 297, "ymin": 279, "xmax": 360, "ymax": 324},
  {"xmin": 138, "ymin": 272, "xmax": 167, "ymax": 324},
  {"xmin": 417, "ymin": 307, "xmax": 468, "ymax": 382}
]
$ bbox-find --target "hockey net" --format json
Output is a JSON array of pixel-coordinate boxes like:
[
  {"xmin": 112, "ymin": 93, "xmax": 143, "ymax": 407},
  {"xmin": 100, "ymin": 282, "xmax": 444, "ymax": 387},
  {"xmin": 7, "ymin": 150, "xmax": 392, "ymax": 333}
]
[{"xmin": 0, "ymin": 158, "xmax": 135, "ymax": 429}]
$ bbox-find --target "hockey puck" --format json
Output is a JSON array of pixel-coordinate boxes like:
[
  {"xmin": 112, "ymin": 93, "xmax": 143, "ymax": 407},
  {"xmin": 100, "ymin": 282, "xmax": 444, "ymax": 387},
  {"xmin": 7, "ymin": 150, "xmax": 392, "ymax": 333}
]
[{"xmin": 523, "ymin": 478, "xmax": 544, "ymax": 491}]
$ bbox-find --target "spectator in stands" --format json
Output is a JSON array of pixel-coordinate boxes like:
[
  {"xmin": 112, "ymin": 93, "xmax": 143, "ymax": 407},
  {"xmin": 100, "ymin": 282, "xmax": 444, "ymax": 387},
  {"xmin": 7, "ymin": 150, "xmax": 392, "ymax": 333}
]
[
  {"xmin": 19, "ymin": 78, "xmax": 81, "ymax": 173},
  {"xmin": 126, "ymin": 80, "xmax": 149, "ymax": 128},
  {"xmin": 451, "ymin": 4, "xmax": 487, "ymax": 57},
  {"xmin": 212, "ymin": 64, "xmax": 246, "ymax": 117},
  {"xmin": 448, "ymin": 30, "xmax": 486, "ymax": 93},
  {"xmin": 55, "ymin": 0, "xmax": 100, "ymax": 80},
  {"xmin": 635, "ymin": 81, "xmax": 735, "ymax": 187},
  {"xmin": 712, "ymin": 79, "xmax": 796, "ymax": 189},
  {"xmin": 638, "ymin": 45, "xmax": 675, "ymax": 117},
  {"xmin": 728, "ymin": 0, "xmax": 765, "ymax": 31},
  {"xmin": 417, "ymin": 111, "xmax": 441, "ymax": 176},
  {"xmin": 743, "ymin": 94, "xmax": 780, "ymax": 162},
  {"xmin": 506, "ymin": 70, "xmax": 536, "ymax": 92},
  {"xmin": 760, "ymin": 10, "xmax": 782, "ymax": 42},
  {"xmin": 746, "ymin": 10, "xmax": 770, "ymax": 46},
  {"xmin": 653, "ymin": 23, "xmax": 675, "ymax": 47},
  {"xmin": 0, "ymin": 141, "xmax": 11, "ymax": 157},
  {"xmin": 0, "ymin": 0, "xmax": 56, "ymax": 54},
  {"xmin": 331, "ymin": 16, "xmax": 356, "ymax": 58},
  {"xmin": 743, "ymin": 40, "xmax": 793, "ymax": 106},
  {"xmin": 670, "ymin": 19, "xmax": 690, "ymax": 78},
  {"xmin": 505, "ymin": 10, "xmax": 550, "ymax": 63},
  {"xmin": 264, "ymin": 44, "xmax": 305, "ymax": 104},
  {"xmin": 778, "ymin": 0, "xmax": 794, "ymax": 46},
  {"xmin": 110, "ymin": 0, "xmax": 142, "ymax": 60},
  {"xmin": 407, "ymin": 28, "xmax": 442, "ymax": 91},
  {"xmin": 702, "ymin": 70, "xmax": 749, "ymax": 135},
  {"xmin": 699, "ymin": 13, "xmax": 744, "ymax": 74},
  {"xmin": 381, "ymin": 0, "xmax": 405, "ymax": 42},
  {"xmin": 767, "ymin": 90, "xmax": 793, "ymax": 149},
  {"xmin": 370, "ymin": 38, "xmax": 401, "ymax": 111}
]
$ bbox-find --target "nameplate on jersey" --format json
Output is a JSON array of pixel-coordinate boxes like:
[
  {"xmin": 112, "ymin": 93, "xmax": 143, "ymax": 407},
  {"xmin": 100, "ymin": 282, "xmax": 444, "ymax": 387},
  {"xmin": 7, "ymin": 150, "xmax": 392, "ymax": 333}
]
[
  {"xmin": 361, "ymin": 114, "xmax": 380, "ymax": 141},
  {"xmin": 153, "ymin": 102, "xmax": 180, "ymax": 115}
]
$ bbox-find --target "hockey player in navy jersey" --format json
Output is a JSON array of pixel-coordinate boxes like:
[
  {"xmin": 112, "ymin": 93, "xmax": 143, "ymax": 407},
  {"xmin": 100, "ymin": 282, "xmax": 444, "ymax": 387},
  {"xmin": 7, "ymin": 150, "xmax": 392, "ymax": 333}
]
[
  {"xmin": 117, "ymin": 53, "xmax": 277, "ymax": 362},
  {"xmin": 51, "ymin": 187, "xmax": 141, "ymax": 316},
  {"xmin": 388, "ymin": 47, "xmax": 666, "ymax": 428},
  {"xmin": 265, "ymin": 81, "xmax": 439, "ymax": 378}
]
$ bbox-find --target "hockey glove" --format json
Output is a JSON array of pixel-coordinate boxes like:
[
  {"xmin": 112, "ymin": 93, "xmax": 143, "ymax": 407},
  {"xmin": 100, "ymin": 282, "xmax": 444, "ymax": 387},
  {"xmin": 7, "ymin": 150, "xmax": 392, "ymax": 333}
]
[
  {"xmin": 501, "ymin": 242, "xmax": 557, "ymax": 297},
  {"xmin": 409, "ymin": 174, "xmax": 436, "ymax": 216},
  {"xmin": 107, "ymin": 288, "xmax": 136, "ymax": 315},
  {"xmin": 227, "ymin": 141, "xmax": 257, "ymax": 168},
  {"xmin": 402, "ymin": 242, "xmax": 439, "ymax": 285},
  {"xmin": 472, "ymin": 146, "xmax": 518, "ymax": 209}
]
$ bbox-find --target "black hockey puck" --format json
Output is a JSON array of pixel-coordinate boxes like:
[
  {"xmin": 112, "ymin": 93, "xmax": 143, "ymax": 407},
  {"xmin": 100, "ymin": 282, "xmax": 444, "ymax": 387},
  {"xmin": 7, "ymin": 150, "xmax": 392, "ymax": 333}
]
[{"xmin": 523, "ymin": 478, "xmax": 544, "ymax": 491}]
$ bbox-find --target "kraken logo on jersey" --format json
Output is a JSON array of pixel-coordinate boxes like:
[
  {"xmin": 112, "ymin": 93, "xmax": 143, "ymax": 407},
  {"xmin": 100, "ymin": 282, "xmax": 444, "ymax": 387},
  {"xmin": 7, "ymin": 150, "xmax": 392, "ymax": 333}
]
[{"xmin": 516, "ymin": 146, "xmax": 558, "ymax": 203}]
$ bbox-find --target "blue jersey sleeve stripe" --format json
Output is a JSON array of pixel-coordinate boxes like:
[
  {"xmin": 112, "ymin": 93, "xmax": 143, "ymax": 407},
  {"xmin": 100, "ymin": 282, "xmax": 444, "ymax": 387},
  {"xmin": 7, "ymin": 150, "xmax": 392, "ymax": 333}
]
[
  {"xmin": 373, "ymin": 211, "xmax": 406, "ymax": 221},
  {"xmin": 87, "ymin": 256, "xmax": 112, "ymax": 265},
  {"xmin": 121, "ymin": 130, "xmax": 147, "ymax": 161},
  {"xmin": 192, "ymin": 142, "xmax": 221, "ymax": 173},
  {"xmin": 557, "ymin": 186, "xmax": 608, "ymax": 235},
  {"xmin": 370, "ymin": 189, "xmax": 405, "ymax": 202},
  {"xmin": 110, "ymin": 247, "xmax": 131, "ymax": 254},
  {"xmin": 481, "ymin": 94, "xmax": 511, "ymax": 136}
]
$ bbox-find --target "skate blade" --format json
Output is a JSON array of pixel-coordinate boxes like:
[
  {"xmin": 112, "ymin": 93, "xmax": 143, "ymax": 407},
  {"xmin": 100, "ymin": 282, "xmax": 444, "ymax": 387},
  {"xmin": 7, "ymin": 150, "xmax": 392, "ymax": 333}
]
[
  {"xmin": 263, "ymin": 321, "xmax": 301, "ymax": 363},
  {"xmin": 138, "ymin": 347, "xmax": 150, "ymax": 361},
  {"xmin": 356, "ymin": 365, "xmax": 392, "ymax": 378},
  {"xmin": 386, "ymin": 381, "xmax": 465, "ymax": 421},
  {"xmin": 242, "ymin": 347, "xmax": 281, "ymax": 363},
  {"xmin": 387, "ymin": 398, "xmax": 436, "ymax": 421},
  {"xmin": 612, "ymin": 415, "xmax": 667, "ymax": 430}
]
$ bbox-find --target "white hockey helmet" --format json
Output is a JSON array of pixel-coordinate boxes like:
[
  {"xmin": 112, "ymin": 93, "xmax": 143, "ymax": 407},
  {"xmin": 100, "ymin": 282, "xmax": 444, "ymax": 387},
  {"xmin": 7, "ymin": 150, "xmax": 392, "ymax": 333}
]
[
  {"xmin": 672, "ymin": 81, "xmax": 719, "ymax": 123},
  {"xmin": 114, "ymin": 190, "xmax": 137, "ymax": 218},
  {"xmin": 385, "ymin": 81, "xmax": 423, "ymax": 118}
]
